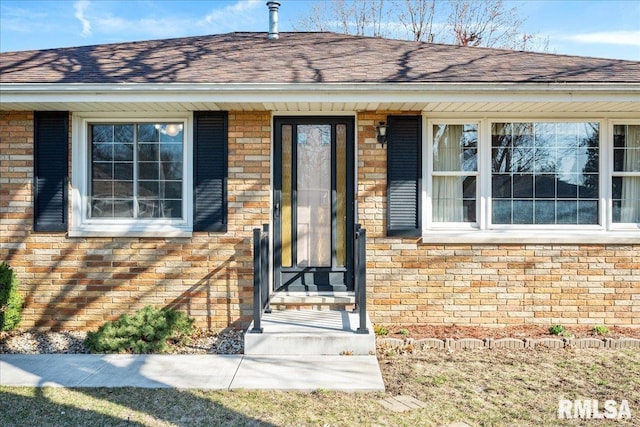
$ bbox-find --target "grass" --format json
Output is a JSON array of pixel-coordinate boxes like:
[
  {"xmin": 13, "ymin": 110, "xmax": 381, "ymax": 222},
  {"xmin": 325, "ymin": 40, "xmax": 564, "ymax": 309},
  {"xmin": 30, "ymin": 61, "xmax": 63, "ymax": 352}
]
[{"xmin": 1, "ymin": 349, "xmax": 638, "ymax": 426}]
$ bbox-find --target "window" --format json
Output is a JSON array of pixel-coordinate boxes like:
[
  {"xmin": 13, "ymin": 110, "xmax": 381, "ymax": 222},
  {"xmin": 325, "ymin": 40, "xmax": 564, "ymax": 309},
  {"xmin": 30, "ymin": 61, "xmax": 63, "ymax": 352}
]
[
  {"xmin": 71, "ymin": 115, "xmax": 193, "ymax": 237},
  {"xmin": 431, "ymin": 123, "xmax": 478, "ymax": 224},
  {"xmin": 612, "ymin": 124, "xmax": 640, "ymax": 223},
  {"xmin": 425, "ymin": 118, "xmax": 639, "ymax": 243},
  {"xmin": 90, "ymin": 123, "xmax": 183, "ymax": 219},
  {"xmin": 491, "ymin": 122, "xmax": 599, "ymax": 225}
]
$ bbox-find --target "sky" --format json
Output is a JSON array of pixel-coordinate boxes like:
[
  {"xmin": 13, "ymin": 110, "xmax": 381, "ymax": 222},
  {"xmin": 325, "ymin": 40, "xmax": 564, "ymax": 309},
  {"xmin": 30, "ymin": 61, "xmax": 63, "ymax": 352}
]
[{"xmin": 0, "ymin": 0, "xmax": 639, "ymax": 60}]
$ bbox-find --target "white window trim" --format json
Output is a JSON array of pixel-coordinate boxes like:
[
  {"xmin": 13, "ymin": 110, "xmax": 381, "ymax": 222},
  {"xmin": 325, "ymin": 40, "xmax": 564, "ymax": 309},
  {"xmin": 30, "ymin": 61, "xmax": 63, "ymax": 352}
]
[
  {"xmin": 609, "ymin": 119, "xmax": 640, "ymax": 231},
  {"xmin": 425, "ymin": 119, "xmax": 481, "ymax": 231},
  {"xmin": 422, "ymin": 115, "xmax": 640, "ymax": 244},
  {"xmin": 70, "ymin": 112, "xmax": 193, "ymax": 238}
]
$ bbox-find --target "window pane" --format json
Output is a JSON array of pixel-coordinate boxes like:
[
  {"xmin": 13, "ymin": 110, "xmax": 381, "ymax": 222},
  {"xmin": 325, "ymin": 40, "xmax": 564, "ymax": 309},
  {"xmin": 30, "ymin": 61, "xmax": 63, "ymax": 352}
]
[
  {"xmin": 433, "ymin": 124, "xmax": 477, "ymax": 172},
  {"xmin": 513, "ymin": 200, "xmax": 533, "ymax": 224},
  {"xmin": 114, "ymin": 143, "xmax": 134, "ymax": 161},
  {"xmin": 113, "ymin": 181, "xmax": 133, "ymax": 198},
  {"xmin": 139, "ymin": 162, "xmax": 159, "ymax": 180},
  {"xmin": 164, "ymin": 181, "xmax": 182, "ymax": 199},
  {"xmin": 492, "ymin": 175, "xmax": 511, "ymax": 198},
  {"xmin": 433, "ymin": 176, "xmax": 475, "ymax": 222},
  {"xmin": 162, "ymin": 161, "xmax": 182, "ymax": 180},
  {"xmin": 492, "ymin": 200, "xmax": 512, "ymax": 224},
  {"xmin": 137, "ymin": 124, "xmax": 159, "ymax": 142},
  {"xmin": 491, "ymin": 122, "xmax": 599, "ymax": 225},
  {"xmin": 139, "ymin": 180, "xmax": 159, "ymax": 198},
  {"xmin": 114, "ymin": 125, "xmax": 134, "ymax": 143},
  {"xmin": 92, "ymin": 162, "xmax": 112, "ymax": 180},
  {"xmin": 535, "ymin": 201, "xmax": 555, "ymax": 224},
  {"xmin": 138, "ymin": 144, "xmax": 158, "ymax": 161},
  {"xmin": 112, "ymin": 200, "xmax": 134, "ymax": 217},
  {"xmin": 92, "ymin": 125, "xmax": 113, "ymax": 143},
  {"xmin": 92, "ymin": 144, "xmax": 112, "ymax": 162},
  {"xmin": 296, "ymin": 124, "xmax": 331, "ymax": 267},
  {"xmin": 513, "ymin": 174, "xmax": 533, "ymax": 198}
]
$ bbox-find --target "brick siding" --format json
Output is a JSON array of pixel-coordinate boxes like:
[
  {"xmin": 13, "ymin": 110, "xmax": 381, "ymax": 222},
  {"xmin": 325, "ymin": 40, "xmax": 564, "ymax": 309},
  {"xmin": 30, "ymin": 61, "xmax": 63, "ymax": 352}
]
[
  {"xmin": 357, "ymin": 111, "xmax": 639, "ymax": 327},
  {"xmin": 1, "ymin": 111, "xmax": 270, "ymax": 330},
  {"xmin": 1, "ymin": 110, "xmax": 638, "ymax": 330}
]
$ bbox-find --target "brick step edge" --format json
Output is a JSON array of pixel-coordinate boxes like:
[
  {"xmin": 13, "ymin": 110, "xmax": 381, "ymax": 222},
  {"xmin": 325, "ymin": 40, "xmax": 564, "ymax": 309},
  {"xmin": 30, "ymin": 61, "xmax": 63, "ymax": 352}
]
[{"xmin": 377, "ymin": 337, "xmax": 640, "ymax": 350}]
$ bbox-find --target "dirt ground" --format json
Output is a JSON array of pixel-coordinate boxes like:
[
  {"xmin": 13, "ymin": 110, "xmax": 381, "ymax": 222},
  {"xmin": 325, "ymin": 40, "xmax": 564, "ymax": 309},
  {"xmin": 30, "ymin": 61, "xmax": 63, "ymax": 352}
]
[{"xmin": 381, "ymin": 324, "xmax": 640, "ymax": 340}]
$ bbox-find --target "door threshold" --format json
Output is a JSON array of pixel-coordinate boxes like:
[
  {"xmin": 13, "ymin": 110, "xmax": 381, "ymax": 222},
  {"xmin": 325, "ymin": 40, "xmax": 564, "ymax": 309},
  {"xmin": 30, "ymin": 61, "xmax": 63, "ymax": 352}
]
[{"xmin": 270, "ymin": 290, "xmax": 355, "ymax": 306}]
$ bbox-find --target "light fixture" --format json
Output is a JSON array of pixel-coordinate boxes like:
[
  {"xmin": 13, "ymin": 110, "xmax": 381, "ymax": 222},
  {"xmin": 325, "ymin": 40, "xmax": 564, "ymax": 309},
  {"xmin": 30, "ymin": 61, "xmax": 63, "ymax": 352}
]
[
  {"xmin": 163, "ymin": 124, "xmax": 183, "ymax": 137},
  {"xmin": 376, "ymin": 121, "xmax": 388, "ymax": 147}
]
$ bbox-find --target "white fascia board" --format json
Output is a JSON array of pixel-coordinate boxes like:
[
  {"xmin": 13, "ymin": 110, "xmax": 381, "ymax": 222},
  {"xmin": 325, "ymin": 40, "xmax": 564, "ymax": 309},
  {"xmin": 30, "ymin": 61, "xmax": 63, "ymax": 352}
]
[{"xmin": 1, "ymin": 82, "xmax": 640, "ymax": 105}]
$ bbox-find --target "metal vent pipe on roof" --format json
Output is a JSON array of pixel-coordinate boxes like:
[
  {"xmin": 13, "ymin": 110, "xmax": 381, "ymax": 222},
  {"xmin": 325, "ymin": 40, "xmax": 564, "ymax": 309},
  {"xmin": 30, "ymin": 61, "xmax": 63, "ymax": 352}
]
[{"xmin": 267, "ymin": 1, "xmax": 280, "ymax": 39}]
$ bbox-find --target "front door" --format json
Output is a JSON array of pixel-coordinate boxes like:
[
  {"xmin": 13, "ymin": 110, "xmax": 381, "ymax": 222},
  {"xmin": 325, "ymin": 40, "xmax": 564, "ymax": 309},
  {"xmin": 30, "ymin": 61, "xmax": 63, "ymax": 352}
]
[{"xmin": 273, "ymin": 117, "xmax": 355, "ymax": 292}]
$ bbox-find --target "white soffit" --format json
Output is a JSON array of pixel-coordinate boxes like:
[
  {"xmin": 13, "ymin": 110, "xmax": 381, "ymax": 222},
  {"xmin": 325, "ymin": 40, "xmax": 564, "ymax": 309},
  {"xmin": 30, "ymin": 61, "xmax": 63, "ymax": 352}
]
[{"xmin": 1, "ymin": 83, "xmax": 639, "ymax": 113}]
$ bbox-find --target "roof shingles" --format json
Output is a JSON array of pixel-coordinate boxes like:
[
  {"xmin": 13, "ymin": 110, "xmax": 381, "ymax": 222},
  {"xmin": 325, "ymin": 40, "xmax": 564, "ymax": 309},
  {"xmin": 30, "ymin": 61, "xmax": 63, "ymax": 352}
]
[{"xmin": 1, "ymin": 32, "xmax": 639, "ymax": 84}]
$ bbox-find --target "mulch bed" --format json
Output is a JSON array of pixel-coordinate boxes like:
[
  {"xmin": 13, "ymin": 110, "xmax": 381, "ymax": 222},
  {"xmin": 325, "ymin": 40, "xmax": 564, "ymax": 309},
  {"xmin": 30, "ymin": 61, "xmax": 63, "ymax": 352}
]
[{"xmin": 382, "ymin": 324, "xmax": 640, "ymax": 340}]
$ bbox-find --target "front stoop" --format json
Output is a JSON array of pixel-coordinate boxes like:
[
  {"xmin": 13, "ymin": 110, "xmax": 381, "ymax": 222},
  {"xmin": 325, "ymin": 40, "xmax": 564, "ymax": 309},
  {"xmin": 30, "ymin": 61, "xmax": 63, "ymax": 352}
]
[{"xmin": 245, "ymin": 309, "xmax": 375, "ymax": 355}]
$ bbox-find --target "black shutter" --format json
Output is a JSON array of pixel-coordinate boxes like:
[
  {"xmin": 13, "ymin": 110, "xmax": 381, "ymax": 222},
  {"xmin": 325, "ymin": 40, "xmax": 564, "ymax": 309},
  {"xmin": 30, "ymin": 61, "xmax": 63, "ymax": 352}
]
[
  {"xmin": 194, "ymin": 111, "xmax": 228, "ymax": 232},
  {"xmin": 386, "ymin": 115, "xmax": 422, "ymax": 237},
  {"xmin": 34, "ymin": 111, "xmax": 68, "ymax": 232}
]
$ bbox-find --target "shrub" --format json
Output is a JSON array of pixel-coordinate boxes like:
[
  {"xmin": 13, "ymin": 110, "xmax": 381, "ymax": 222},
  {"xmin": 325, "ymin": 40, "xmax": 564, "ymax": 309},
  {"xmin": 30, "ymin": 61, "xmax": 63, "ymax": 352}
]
[
  {"xmin": 592, "ymin": 325, "xmax": 610, "ymax": 336},
  {"xmin": 85, "ymin": 305, "xmax": 194, "ymax": 353},
  {"xmin": 0, "ymin": 262, "xmax": 24, "ymax": 331},
  {"xmin": 549, "ymin": 324, "xmax": 566, "ymax": 336},
  {"xmin": 374, "ymin": 325, "xmax": 389, "ymax": 336}
]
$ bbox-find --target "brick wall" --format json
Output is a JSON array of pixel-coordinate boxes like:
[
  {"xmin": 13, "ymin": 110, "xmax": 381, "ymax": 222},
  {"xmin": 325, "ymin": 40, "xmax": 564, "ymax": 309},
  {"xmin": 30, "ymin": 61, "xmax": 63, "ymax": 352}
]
[
  {"xmin": 0, "ymin": 111, "xmax": 270, "ymax": 330},
  {"xmin": 357, "ymin": 111, "xmax": 640, "ymax": 327},
  {"xmin": 1, "ymin": 110, "xmax": 638, "ymax": 330}
]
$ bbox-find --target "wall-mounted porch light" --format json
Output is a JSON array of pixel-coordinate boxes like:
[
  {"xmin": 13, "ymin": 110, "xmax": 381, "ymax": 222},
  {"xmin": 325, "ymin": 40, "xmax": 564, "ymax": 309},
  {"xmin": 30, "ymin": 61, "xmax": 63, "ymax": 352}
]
[{"xmin": 376, "ymin": 121, "xmax": 388, "ymax": 147}]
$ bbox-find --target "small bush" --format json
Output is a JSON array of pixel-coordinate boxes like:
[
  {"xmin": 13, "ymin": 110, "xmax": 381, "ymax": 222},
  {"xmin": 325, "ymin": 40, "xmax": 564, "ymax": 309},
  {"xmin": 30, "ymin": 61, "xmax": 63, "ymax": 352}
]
[
  {"xmin": 592, "ymin": 325, "xmax": 610, "ymax": 336},
  {"xmin": 0, "ymin": 262, "xmax": 24, "ymax": 331},
  {"xmin": 399, "ymin": 328, "xmax": 410, "ymax": 337},
  {"xmin": 549, "ymin": 324, "xmax": 566, "ymax": 336},
  {"xmin": 85, "ymin": 305, "xmax": 194, "ymax": 353},
  {"xmin": 374, "ymin": 325, "xmax": 389, "ymax": 336}
]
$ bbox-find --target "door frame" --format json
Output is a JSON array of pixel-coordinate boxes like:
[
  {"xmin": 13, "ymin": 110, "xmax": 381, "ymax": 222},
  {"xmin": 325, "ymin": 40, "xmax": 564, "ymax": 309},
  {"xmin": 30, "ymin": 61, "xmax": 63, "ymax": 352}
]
[{"xmin": 272, "ymin": 115, "xmax": 357, "ymax": 292}]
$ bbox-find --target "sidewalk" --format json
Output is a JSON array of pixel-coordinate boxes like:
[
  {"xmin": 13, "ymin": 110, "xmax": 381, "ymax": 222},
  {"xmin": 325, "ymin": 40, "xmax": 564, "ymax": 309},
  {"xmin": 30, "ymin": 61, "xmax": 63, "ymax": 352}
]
[{"xmin": 0, "ymin": 354, "xmax": 385, "ymax": 391}]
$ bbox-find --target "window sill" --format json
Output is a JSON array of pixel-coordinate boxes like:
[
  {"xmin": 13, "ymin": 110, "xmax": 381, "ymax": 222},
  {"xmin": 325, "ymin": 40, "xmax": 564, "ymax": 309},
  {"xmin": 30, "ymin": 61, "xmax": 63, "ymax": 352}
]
[
  {"xmin": 421, "ymin": 230, "xmax": 640, "ymax": 244},
  {"xmin": 69, "ymin": 225, "xmax": 192, "ymax": 238}
]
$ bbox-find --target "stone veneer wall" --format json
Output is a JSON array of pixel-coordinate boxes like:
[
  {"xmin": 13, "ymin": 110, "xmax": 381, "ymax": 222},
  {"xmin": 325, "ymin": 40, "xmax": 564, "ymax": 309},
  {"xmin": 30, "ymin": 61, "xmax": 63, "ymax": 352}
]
[{"xmin": 1, "ymin": 110, "xmax": 638, "ymax": 329}]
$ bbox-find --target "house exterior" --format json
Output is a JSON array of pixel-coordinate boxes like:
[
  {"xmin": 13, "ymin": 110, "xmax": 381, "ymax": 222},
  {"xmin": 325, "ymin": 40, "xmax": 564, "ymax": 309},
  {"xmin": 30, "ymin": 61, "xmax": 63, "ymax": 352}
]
[{"xmin": 1, "ymin": 28, "xmax": 639, "ymax": 331}]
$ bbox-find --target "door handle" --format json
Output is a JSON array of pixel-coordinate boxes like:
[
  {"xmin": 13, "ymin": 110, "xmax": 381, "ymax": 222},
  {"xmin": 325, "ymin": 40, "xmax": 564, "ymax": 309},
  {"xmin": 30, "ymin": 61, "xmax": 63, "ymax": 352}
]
[{"xmin": 274, "ymin": 202, "xmax": 280, "ymax": 218}]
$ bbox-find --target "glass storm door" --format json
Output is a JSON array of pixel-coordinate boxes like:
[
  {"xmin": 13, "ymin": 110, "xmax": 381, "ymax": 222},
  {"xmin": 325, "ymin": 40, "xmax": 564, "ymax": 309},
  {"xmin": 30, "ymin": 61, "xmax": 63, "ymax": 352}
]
[{"xmin": 273, "ymin": 117, "xmax": 355, "ymax": 292}]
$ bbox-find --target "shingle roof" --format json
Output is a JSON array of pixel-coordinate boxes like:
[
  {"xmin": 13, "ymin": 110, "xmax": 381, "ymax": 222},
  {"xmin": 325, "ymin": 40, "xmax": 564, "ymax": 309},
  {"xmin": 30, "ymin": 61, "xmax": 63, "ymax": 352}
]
[{"xmin": 1, "ymin": 32, "xmax": 639, "ymax": 84}]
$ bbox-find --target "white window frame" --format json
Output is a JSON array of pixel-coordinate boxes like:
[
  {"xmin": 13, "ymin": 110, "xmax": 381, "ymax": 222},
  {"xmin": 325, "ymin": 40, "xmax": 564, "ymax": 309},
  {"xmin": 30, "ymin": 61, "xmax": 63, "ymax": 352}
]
[
  {"xmin": 70, "ymin": 112, "xmax": 193, "ymax": 237},
  {"xmin": 426, "ymin": 119, "xmax": 481, "ymax": 231},
  {"xmin": 422, "ymin": 115, "xmax": 640, "ymax": 243},
  {"xmin": 609, "ymin": 119, "xmax": 640, "ymax": 231}
]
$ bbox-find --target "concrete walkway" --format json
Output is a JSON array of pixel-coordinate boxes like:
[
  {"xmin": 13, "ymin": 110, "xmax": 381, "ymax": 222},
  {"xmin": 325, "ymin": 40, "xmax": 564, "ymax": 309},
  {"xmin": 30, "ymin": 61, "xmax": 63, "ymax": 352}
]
[{"xmin": 0, "ymin": 354, "xmax": 385, "ymax": 391}]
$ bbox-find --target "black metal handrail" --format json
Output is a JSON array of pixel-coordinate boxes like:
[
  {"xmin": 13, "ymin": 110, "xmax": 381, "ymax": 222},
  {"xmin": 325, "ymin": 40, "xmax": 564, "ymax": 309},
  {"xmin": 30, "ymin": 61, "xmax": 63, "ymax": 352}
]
[
  {"xmin": 250, "ymin": 224, "xmax": 270, "ymax": 333},
  {"xmin": 354, "ymin": 224, "xmax": 369, "ymax": 334}
]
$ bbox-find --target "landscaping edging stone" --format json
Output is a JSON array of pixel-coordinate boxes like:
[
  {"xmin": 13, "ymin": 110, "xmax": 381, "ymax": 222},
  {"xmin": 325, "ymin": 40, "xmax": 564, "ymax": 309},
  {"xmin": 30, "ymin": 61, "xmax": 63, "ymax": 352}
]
[{"xmin": 377, "ymin": 337, "xmax": 640, "ymax": 351}]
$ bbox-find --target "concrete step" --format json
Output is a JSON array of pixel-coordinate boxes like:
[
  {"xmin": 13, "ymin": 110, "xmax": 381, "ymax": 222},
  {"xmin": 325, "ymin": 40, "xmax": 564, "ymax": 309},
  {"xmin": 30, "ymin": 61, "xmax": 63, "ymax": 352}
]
[
  {"xmin": 245, "ymin": 309, "xmax": 375, "ymax": 356},
  {"xmin": 269, "ymin": 291, "xmax": 355, "ymax": 308}
]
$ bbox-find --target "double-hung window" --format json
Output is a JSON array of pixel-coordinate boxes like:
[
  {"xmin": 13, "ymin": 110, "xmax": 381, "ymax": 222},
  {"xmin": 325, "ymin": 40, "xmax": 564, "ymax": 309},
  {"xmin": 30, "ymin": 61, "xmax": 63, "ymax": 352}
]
[
  {"xmin": 71, "ymin": 114, "xmax": 193, "ymax": 237},
  {"xmin": 612, "ymin": 123, "xmax": 640, "ymax": 224},
  {"xmin": 429, "ymin": 122, "xmax": 478, "ymax": 226},
  {"xmin": 426, "ymin": 118, "xmax": 639, "ymax": 242}
]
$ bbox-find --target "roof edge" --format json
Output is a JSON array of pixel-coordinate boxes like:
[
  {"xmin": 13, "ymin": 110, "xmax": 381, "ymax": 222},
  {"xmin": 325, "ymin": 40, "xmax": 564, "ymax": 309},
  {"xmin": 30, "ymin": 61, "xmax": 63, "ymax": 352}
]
[{"xmin": 2, "ymin": 82, "xmax": 640, "ymax": 94}]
